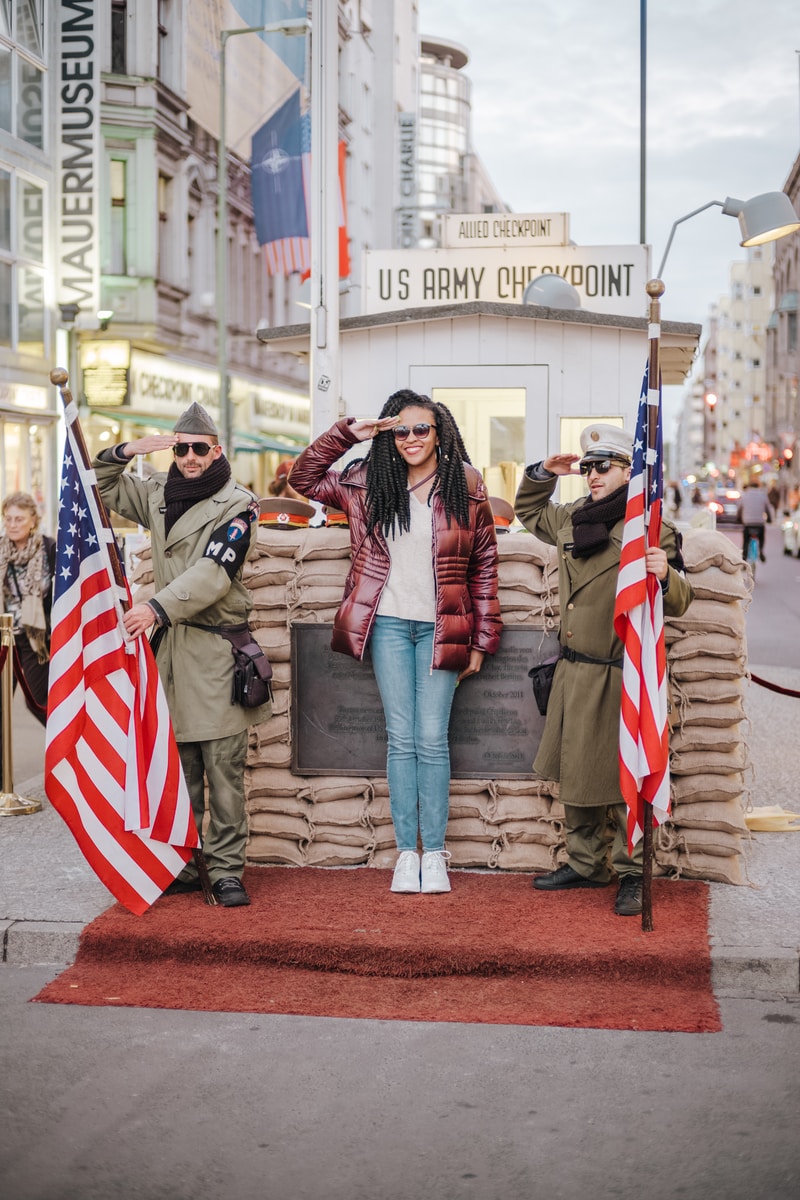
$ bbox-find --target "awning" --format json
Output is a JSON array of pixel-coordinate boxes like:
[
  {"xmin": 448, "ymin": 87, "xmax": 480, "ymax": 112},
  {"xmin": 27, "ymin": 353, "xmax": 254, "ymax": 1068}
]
[
  {"xmin": 778, "ymin": 291, "xmax": 798, "ymax": 312},
  {"xmin": 86, "ymin": 407, "xmax": 306, "ymax": 455}
]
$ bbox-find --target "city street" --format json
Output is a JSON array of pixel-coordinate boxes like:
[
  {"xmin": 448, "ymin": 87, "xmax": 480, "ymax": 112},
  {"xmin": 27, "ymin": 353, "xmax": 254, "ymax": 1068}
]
[{"xmin": 2, "ymin": 518, "xmax": 799, "ymax": 1200}]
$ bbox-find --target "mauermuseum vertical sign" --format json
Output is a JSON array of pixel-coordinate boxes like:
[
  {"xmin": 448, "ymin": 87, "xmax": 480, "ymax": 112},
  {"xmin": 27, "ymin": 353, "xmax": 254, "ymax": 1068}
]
[{"xmin": 57, "ymin": 0, "xmax": 100, "ymax": 315}]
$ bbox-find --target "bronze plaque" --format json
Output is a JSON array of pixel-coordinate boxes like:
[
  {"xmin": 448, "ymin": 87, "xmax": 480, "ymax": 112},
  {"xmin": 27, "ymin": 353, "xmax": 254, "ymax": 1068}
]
[{"xmin": 291, "ymin": 624, "xmax": 559, "ymax": 778}]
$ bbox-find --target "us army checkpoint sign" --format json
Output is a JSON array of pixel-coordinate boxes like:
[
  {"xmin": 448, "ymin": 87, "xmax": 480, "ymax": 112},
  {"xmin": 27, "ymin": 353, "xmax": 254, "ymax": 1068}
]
[{"xmin": 363, "ymin": 244, "xmax": 650, "ymax": 318}]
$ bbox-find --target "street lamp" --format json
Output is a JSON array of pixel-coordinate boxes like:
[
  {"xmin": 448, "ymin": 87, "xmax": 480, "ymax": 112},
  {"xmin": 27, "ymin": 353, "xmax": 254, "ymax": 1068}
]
[
  {"xmin": 216, "ymin": 17, "xmax": 310, "ymax": 457},
  {"xmin": 656, "ymin": 191, "xmax": 800, "ymax": 279}
]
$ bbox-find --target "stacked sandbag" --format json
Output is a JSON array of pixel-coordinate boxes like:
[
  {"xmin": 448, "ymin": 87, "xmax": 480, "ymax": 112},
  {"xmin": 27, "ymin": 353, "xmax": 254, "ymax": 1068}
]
[
  {"xmin": 495, "ymin": 531, "xmax": 559, "ymax": 626},
  {"xmin": 656, "ymin": 527, "xmax": 753, "ymax": 885},
  {"xmin": 243, "ymin": 524, "xmax": 569, "ymax": 871},
  {"xmin": 133, "ymin": 522, "xmax": 754, "ymax": 884}
]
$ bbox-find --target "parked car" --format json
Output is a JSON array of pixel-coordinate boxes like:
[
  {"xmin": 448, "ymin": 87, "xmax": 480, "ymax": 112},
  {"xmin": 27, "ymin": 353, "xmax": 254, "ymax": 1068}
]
[
  {"xmin": 707, "ymin": 487, "xmax": 741, "ymax": 525},
  {"xmin": 782, "ymin": 509, "xmax": 800, "ymax": 557}
]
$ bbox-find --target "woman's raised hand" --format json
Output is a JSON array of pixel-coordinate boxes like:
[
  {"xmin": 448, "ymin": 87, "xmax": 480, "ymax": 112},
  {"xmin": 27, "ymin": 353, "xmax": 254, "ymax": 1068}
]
[{"xmin": 350, "ymin": 416, "xmax": 401, "ymax": 443}]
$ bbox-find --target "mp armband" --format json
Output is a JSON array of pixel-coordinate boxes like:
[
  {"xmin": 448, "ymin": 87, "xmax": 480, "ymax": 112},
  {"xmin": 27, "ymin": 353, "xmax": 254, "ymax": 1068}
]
[{"xmin": 202, "ymin": 510, "xmax": 252, "ymax": 578}]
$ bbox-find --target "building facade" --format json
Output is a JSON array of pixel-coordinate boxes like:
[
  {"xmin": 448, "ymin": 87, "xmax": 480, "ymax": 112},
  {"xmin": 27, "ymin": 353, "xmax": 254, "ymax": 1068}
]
[
  {"xmin": 1, "ymin": 1, "xmax": 515, "ymax": 531},
  {"xmin": 764, "ymin": 152, "xmax": 800, "ymax": 497}
]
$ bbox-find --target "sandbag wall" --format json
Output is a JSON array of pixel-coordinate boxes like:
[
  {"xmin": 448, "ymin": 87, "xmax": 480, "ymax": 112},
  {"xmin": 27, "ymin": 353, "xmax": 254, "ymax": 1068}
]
[
  {"xmin": 658, "ymin": 528, "xmax": 753, "ymax": 885},
  {"xmin": 129, "ymin": 523, "xmax": 753, "ymax": 883},
  {"xmin": 243, "ymin": 526, "xmax": 566, "ymax": 874}
]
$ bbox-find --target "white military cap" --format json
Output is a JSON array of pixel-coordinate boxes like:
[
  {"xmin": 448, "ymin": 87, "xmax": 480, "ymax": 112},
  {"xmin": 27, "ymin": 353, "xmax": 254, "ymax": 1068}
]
[{"xmin": 579, "ymin": 423, "xmax": 634, "ymax": 464}]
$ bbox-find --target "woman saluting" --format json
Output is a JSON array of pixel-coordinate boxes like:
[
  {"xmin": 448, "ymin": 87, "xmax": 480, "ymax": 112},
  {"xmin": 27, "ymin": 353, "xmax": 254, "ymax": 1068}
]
[{"xmin": 290, "ymin": 389, "xmax": 501, "ymax": 894}]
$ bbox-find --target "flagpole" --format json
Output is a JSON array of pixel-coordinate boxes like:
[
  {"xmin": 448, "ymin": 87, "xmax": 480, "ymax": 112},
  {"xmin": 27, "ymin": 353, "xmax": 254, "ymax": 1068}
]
[
  {"xmin": 641, "ymin": 278, "xmax": 665, "ymax": 932},
  {"xmin": 48, "ymin": 368, "xmax": 217, "ymax": 906}
]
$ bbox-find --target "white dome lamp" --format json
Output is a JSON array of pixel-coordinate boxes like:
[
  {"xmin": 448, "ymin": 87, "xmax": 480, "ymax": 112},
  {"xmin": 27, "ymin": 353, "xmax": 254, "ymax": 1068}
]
[
  {"xmin": 656, "ymin": 191, "xmax": 800, "ymax": 279},
  {"xmin": 522, "ymin": 274, "xmax": 582, "ymax": 309}
]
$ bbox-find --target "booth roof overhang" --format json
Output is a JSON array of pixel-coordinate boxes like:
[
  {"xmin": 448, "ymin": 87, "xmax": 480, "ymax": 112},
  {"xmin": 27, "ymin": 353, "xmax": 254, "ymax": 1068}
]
[{"xmin": 256, "ymin": 301, "xmax": 702, "ymax": 387}]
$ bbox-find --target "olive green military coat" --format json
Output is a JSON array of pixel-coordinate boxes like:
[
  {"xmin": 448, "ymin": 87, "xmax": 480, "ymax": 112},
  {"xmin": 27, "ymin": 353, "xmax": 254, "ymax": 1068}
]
[
  {"xmin": 515, "ymin": 471, "xmax": 694, "ymax": 807},
  {"xmin": 94, "ymin": 458, "xmax": 271, "ymax": 742}
]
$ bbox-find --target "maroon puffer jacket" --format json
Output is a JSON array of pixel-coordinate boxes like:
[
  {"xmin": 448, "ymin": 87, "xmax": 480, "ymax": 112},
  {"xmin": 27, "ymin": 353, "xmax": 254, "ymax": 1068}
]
[{"xmin": 290, "ymin": 419, "xmax": 502, "ymax": 670}]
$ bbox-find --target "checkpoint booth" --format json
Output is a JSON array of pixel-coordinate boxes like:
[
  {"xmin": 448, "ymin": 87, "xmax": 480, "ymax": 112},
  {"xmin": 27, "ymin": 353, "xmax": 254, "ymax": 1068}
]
[
  {"xmin": 257, "ymin": 300, "xmax": 700, "ymax": 507},
  {"xmin": 240, "ymin": 302, "xmax": 751, "ymax": 886}
]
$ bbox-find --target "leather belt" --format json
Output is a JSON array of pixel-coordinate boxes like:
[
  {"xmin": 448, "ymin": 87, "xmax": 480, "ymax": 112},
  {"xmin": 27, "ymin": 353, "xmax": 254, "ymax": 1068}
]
[{"xmin": 561, "ymin": 645, "xmax": 623, "ymax": 668}]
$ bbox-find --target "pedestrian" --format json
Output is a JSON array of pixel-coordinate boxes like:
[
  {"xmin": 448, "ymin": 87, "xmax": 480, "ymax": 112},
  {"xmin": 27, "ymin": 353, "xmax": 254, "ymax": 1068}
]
[
  {"xmin": 667, "ymin": 479, "xmax": 682, "ymax": 516},
  {"xmin": 290, "ymin": 389, "xmax": 502, "ymax": 895},
  {"xmin": 93, "ymin": 403, "xmax": 272, "ymax": 907},
  {"xmin": 737, "ymin": 478, "xmax": 773, "ymax": 563},
  {"xmin": 514, "ymin": 423, "xmax": 694, "ymax": 916},
  {"xmin": 0, "ymin": 491, "xmax": 56, "ymax": 725}
]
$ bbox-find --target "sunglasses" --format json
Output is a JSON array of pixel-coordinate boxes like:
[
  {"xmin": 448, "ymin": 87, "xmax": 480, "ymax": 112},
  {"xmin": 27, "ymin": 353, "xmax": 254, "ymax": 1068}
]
[
  {"xmin": 578, "ymin": 458, "xmax": 626, "ymax": 476},
  {"xmin": 173, "ymin": 441, "xmax": 215, "ymax": 457},
  {"xmin": 392, "ymin": 422, "xmax": 436, "ymax": 441}
]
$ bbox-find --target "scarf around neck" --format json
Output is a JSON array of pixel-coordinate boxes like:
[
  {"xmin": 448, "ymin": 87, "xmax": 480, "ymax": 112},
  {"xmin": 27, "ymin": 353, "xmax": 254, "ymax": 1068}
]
[
  {"xmin": 0, "ymin": 530, "xmax": 49, "ymax": 660},
  {"xmin": 570, "ymin": 482, "xmax": 628, "ymax": 558},
  {"xmin": 163, "ymin": 455, "xmax": 232, "ymax": 535}
]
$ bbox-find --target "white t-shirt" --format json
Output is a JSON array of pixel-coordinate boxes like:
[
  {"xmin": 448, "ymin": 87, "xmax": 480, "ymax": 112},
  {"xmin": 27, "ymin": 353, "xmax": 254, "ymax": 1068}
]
[{"xmin": 376, "ymin": 493, "xmax": 436, "ymax": 621}]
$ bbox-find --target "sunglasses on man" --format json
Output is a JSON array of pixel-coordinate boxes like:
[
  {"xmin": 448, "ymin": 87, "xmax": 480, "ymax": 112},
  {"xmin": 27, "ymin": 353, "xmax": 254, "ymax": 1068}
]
[
  {"xmin": 392, "ymin": 422, "xmax": 436, "ymax": 441},
  {"xmin": 578, "ymin": 458, "xmax": 627, "ymax": 476},
  {"xmin": 173, "ymin": 441, "xmax": 216, "ymax": 457}
]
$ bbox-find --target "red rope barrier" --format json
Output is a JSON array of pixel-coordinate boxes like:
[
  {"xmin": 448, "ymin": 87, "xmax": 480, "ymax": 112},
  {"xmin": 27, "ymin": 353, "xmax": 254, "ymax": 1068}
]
[{"xmin": 749, "ymin": 672, "xmax": 800, "ymax": 699}]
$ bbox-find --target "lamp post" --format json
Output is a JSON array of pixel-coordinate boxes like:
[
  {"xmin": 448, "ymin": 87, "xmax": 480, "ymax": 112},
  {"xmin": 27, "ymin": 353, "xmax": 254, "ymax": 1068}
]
[
  {"xmin": 655, "ymin": 191, "xmax": 800, "ymax": 280},
  {"xmin": 216, "ymin": 17, "xmax": 310, "ymax": 457}
]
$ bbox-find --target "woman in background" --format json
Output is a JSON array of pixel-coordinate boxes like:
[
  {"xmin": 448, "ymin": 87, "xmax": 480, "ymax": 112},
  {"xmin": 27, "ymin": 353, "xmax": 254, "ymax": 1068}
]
[
  {"xmin": 0, "ymin": 492, "xmax": 56, "ymax": 725},
  {"xmin": 291, "ymin": 390, "xmax": 501, "ymax": 894}
]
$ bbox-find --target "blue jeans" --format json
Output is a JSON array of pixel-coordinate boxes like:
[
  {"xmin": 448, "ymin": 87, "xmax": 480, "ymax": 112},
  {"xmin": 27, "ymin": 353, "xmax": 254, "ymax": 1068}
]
[{"xmin": 369, "ymin": 616, "xmax": 459, "ymax": 853}]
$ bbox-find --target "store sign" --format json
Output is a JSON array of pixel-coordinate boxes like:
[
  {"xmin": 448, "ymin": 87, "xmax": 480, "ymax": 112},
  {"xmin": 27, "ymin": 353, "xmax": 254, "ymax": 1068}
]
[
  {"xmin": 57, "ymin": 0, "xmax": 101, "ymax": 314},
  {"xmin": 363, "ymin": 245, "xmax": 650, "ymax": 317},
  {"xmin": 440, "ymin": 212, "xmax": 569, "ymax": 248},
  {"xmin": 129, "ymin": 352, "xmax": 220, "ymax": 416},
  {"xmin": 81, "ymin": 341, "xmax": 131, "ymax": 407},
  {"xmin": 396, "ymin": 113, "xmax": 417, "ymax": 248}
]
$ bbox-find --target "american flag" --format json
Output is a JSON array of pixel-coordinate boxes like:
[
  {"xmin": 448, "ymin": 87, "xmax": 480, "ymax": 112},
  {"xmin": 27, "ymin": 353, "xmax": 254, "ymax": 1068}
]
[
  {"xmin": 613, "ymin": 362, "xmax": 670, "ymax": 850},
  {"xmin": 44, "ymin": 412, "xmax": 198, "ymax": 915}
]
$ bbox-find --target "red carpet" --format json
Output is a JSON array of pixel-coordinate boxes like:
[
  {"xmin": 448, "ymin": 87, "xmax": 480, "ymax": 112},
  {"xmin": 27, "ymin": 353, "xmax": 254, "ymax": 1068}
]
[{"xmin": 34, "ymin": 868, "xmax": 721, "ymax": 1031}]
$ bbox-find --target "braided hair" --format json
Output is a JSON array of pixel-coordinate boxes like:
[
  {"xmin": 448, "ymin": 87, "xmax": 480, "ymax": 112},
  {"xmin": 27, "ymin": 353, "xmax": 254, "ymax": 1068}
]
[{"xmin": 345, "ymin": 389, "xmax": 472, "ymax": 537}]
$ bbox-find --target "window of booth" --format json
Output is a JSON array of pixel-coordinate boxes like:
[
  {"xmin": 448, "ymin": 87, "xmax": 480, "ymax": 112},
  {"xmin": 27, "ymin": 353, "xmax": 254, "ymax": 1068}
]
[{"xmin": 430, "ymin": 387, "xmax": 525, "ymax": 506}]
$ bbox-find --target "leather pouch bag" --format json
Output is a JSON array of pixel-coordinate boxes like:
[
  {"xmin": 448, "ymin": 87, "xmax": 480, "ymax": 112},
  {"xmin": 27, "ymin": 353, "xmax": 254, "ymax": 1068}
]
[{"xmin": 528, "ymin": 653, "xmax": 561, "ymax": 717}]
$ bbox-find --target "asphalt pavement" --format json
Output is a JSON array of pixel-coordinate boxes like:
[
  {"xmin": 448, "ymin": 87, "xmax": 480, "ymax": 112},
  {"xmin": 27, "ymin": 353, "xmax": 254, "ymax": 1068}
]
[{"xmin": 2, "ymin": 522, "xmax": 799, "ymax": 998}]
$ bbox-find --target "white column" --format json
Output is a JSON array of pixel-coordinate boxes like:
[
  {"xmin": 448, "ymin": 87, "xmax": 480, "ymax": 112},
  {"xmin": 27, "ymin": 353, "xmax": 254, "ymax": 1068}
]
[{"xmin": 309, "ymin": 0, "xmax": 341, "ymax": 439}]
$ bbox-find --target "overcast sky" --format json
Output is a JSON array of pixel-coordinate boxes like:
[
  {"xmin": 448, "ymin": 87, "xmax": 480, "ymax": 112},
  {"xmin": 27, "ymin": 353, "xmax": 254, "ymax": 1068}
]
[{"xmin": 421, "ymin": 0, "xmax": 800, "ymax": 407}]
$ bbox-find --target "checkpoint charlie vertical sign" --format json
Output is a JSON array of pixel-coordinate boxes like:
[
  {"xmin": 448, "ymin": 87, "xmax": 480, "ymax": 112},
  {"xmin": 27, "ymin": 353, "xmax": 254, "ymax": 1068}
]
[{"xmin": 57, "ymin": 1, "xmax": 101, "ymax": 316}]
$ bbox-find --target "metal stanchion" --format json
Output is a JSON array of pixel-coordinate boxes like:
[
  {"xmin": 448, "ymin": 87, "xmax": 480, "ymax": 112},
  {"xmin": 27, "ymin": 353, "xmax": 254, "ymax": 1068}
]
[{"xmin": 0, "ymin": 613, "xmax": 42, "ymax": 816}]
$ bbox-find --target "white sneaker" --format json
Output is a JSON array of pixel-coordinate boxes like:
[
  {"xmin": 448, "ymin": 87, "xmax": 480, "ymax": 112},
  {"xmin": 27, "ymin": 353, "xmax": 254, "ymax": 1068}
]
[
  {"xmin": 421, "ymin": 850, "xmax": 451, "ymax": 894},
  {"xmin": 391, "ymin": 850, "xmax": 421, "ymax": 893}
]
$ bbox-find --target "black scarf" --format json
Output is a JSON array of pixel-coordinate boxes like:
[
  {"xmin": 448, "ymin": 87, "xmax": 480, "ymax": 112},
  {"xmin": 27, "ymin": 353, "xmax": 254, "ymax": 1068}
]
[
  {"xmin": 570, "ymin": 482, "xmax": 628, "ymax": 558},
  {"xmin": 163, "ymin": 456, "xmax": 232, "ymax": 535}
]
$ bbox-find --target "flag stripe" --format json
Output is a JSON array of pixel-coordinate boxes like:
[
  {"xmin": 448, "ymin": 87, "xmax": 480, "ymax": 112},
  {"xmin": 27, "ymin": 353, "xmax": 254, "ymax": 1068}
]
[
  {"xmin": 613, "ymin": 361, "xmax": 670, "ymax": 849},
  {"xmin": 44, "ymin": 422, "xmax": 198, "ymax": 915}
]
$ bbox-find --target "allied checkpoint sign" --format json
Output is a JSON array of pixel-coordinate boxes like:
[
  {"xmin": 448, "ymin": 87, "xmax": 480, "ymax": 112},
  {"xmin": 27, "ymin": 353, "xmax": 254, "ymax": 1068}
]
[
  {"xmin": 292, "ymin": 624, "xmax": 560, "ymax": 779},
  {"xmin": 364, "ymin": 211, "xmax": 650, "ymax": 317}
]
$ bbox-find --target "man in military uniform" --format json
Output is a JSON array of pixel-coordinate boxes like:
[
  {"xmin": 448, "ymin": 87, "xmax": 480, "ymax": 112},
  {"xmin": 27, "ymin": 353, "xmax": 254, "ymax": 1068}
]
[
  {"xmin": 93, "ymin": 403, "xmax": 271, "ymax": 907},
  {"xmin": 514, "ymin": 423, "xmax": 694, "ymax": 916}
]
